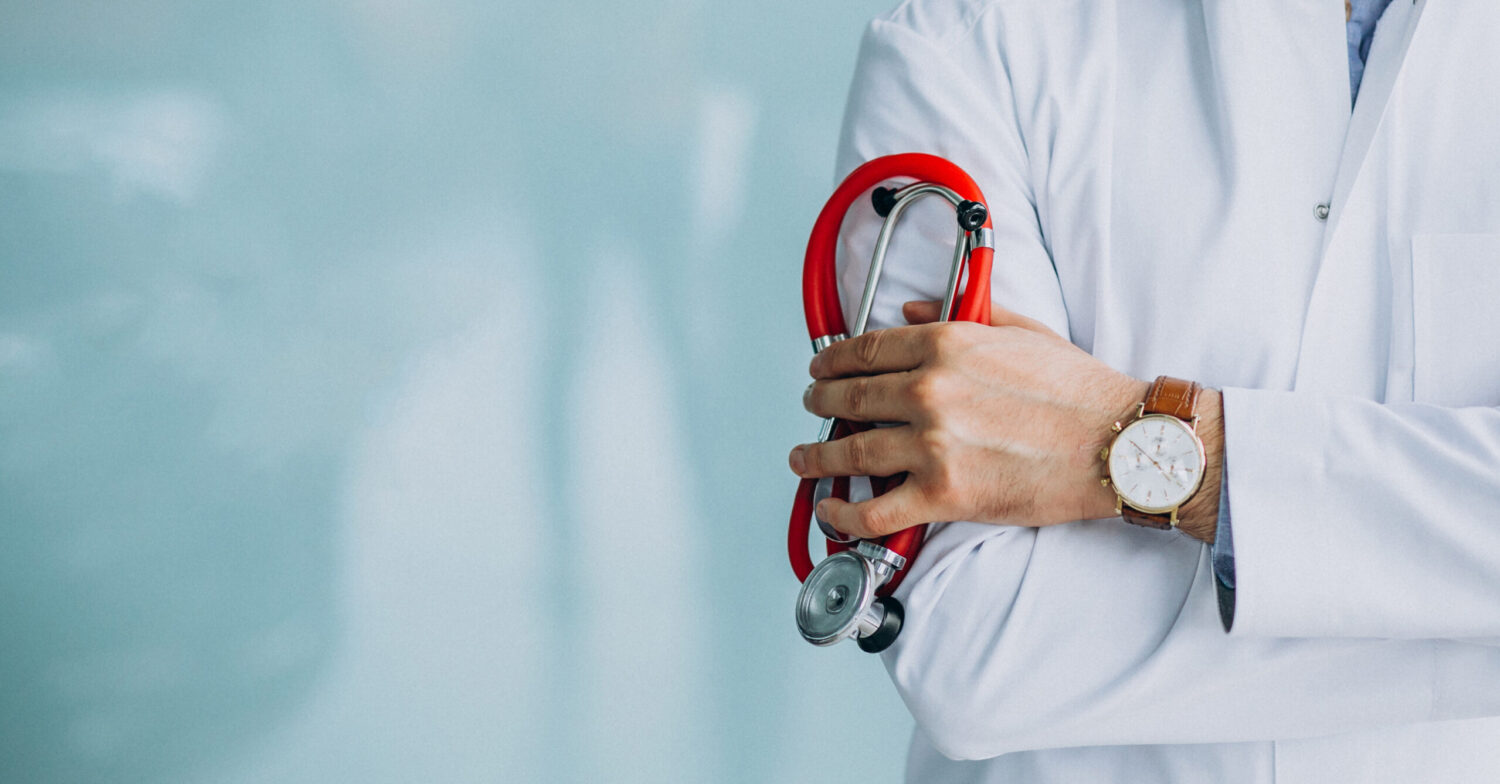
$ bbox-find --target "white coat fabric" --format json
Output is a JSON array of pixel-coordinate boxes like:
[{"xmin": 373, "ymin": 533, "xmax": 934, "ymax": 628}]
[{"xmin": 831, "ymin": 1, "xmax": 1500, "ymax": 781}]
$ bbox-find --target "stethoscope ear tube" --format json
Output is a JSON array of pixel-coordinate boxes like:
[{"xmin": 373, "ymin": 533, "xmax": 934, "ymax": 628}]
[
  {"xmin": 791, "ymin": 153, "xmax": 995, "ymax": 651},
  {"xmin": 802, "ymin": 153, "xmax": 993, "ymax": 348},
  {"xmin": 788, "ymin": 476, "xmax": 819, "ymax": 581}
]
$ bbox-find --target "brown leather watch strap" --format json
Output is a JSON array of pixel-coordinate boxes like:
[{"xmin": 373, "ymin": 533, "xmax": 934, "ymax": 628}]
[
  {"xmin": 1142, "ymin": 375, "xmax": 1204, "ymax": 421},
  {"xmin": 1122, "ymin": 376, "xmax": 1204, "ymax": 531},
  {"xmin": 1123, "ymin": 509, "xmax": 1175, "ymax": 530}
]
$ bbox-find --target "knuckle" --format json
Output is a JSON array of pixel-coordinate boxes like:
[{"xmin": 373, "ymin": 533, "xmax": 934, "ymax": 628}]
[
  {"xmin": 905, "ymin": 374, "xmax": 930, "ymax": 407},
  {"xmin": 924, "ymin": 326, "xmax": 949, "ymax": 357},
  {"xmin": 845, "ymin": 378, "xmax": 870, "ymax": 418},
  {"xmin": 855, "ymin": 330, "xmax": 884, "ymax": 370},
  {"xmin": 907, "ymin": 371, "xmax": 948, "ymax": 410},
  {"xmin": 844, "ymin": 435, "xmax": 871, "ymax": 475},
  {"xmin": 928, "ymin": 324, "xmax": 963, "ymax": 355},
  {"xmin": 802, "ymin": 444, "xmax": 826, "ymax": 475},
  {"xmin": 918, "ymin": 428, "xmax": 953, "ymax": 461}
]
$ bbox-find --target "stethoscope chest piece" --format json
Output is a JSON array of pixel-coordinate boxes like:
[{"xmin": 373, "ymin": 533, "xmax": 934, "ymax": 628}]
[
  {"xmin": 795, "ymin": 542, "xmax": 906, "ymax": 653},
  {"xmin": 790, "ymin": 152, "xmax": 993, "ymax": 652}
]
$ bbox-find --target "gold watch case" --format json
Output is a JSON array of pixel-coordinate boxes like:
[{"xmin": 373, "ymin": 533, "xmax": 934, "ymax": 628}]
[{"xmin": 1099, "ymin": 407, "xmax": 1207, "ymax": 516}]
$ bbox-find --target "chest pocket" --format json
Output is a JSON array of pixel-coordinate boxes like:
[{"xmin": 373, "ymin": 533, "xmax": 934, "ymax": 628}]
[{"xmin": 1413, "ymin": 234, "xmax": 1500, "ymax": 407}]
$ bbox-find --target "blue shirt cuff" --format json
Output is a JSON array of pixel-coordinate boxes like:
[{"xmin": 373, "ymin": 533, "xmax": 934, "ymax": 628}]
[{"xmin": 1210, "ymin": 456, "xmax": 1235, "ymax": 632}]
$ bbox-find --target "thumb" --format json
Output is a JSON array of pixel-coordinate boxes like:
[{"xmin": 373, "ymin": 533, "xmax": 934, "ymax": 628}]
[
  {"xmin": 902, "ymin": 299, "xmax": 1059, "ymax": 334},
  {"xmin": 816, "ymin": 482, "xmax": 924, "ymax": 540}
]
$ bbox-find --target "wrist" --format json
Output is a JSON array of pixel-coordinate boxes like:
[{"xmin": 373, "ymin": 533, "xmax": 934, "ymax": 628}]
[
  {"xmin": 1174, "ymin": 387, "xmax": 1223, "ymax": 544},
  {"xmin": 1094, "ymin": 378, "xmax": 1223, "ymax": 542}
]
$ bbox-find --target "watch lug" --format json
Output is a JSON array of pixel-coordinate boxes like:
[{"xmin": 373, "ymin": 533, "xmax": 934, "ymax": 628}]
[
  {"xmin": 1114, "ymin": 496, "xmax": 1123, "ymax": 515},
  {"xmin": 1169, "ymin": 508, "xmax": 1179, "ymax": 527}
]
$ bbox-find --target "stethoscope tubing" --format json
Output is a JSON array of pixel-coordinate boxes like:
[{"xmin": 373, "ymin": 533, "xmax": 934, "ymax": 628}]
[{"xmin": 791, "ymin": 152, "xmax": 995, "ymax": 595}]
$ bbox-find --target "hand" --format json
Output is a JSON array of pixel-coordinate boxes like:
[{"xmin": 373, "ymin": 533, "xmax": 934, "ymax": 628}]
[{"xmin": 788, "ymin": 300, "xmax": 1221, "ymax": 543}]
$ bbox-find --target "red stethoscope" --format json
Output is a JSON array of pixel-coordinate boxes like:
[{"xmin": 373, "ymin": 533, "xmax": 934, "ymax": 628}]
[{"xmin": 790, "ymin": 153, "xmax": 994, "ymax": 652}]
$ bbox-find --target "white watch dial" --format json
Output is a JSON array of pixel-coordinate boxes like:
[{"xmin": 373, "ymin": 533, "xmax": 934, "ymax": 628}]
[{"xmin": 1108, "ymin": 415, "xmax": 1205, "ymax": 513}]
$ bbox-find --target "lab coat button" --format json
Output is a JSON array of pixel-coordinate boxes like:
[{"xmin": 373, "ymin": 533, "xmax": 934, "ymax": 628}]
[{"xmin": 1314, "ymin": 203, "xmax": 1330, "ymax": 221}]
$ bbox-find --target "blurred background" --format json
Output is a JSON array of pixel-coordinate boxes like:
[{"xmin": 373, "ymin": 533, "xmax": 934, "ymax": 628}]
[{"xmin": 0, "ymin": 1, "xmax": 913, "ymax": 781}]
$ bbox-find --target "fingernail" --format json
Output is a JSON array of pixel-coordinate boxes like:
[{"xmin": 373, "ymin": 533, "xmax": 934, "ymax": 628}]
[
  {"xmin": 802, "ymin": 382, "xmax": 814, "ymax": 410},
  {"xmin": 814, "ymin": 499, "xmax": 829, "ymax": 522},
  {"xmin": 789, "ymin": 446, "xmax": 806, "ymax": 475},
  {"xmin": 809, "ymin": 354, "xmax": 824, "ymax": 376}
]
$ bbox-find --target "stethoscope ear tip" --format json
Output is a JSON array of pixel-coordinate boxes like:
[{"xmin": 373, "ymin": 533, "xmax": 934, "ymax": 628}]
[
  {"xmin": 956, "ymin": 200, "xmax": 988, "ymax": 232},
  {"xmin": 855, "ymin": 595, "xmax": 904, "ymax": 654}
]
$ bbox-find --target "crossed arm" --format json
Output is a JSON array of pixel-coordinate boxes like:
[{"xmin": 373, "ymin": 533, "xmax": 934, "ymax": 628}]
[
  {"xmin": 788, "ymin": 299, "xmax": 1225, "ymax": 545},
  {"xmin": 801, "ymin": 12, "xmax": 1500, "ymax": 760},
  {"xmin": 787, "ymin": 300, "xmax": 1500, "ymax": 759}
]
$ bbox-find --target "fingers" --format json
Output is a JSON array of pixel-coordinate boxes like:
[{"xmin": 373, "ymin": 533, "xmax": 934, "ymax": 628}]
[
  {"xmin": 803, "ymin": 373, "xmax": 914, "ymax": 422},
  {"xmin": 809, "ymin": 326, "xmax": 931, "ymax": 379},
  {"xmin": 815, "ymin": 482, "xmax": 926, "ymax": 540},
  {"xmin": 902, "ymin": 299, "xmax": 1057, "ymax": 334},
  {"xmin": 813, "ymin": 301, "xmax": 1054, "ymax": 381},
  {"xmin": 901, "ymin": 299, "xmax": 944, "ymax": 325},
  {"xmin": 789, "ymin": 426, "xmax": 912, "ymax": 480}
]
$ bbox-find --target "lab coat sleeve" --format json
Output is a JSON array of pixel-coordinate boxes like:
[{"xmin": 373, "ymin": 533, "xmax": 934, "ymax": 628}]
[
  {"xmin": 838, "ymin": 17, "xmax": 1500, "ymax": 760},
  {"xmin": 1223, "ymin": 390, "xmax": 1500, "ymax": 639},
  {"xmin": 832, "ymin": 19, "xmax": 1071, "ymax": 342}
]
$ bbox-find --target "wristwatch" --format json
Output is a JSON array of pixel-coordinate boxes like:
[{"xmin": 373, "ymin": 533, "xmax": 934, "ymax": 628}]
[{"xmin": 1101, "ymin": 376, "xmax": 1207, "ymax": 530}]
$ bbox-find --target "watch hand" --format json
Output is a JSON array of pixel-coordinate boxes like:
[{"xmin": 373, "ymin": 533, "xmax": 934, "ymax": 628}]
[
  {"xmin": 1132, "ymin": 441, "xmax": 1186, "ymax": 489},
  {"xmin": 1130, "ymin": 441, "xmax": 1164, "ymax": 471}
]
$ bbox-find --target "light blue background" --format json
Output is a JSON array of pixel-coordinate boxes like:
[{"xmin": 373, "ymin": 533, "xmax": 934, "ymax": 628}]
[{"xmin": 0, "ymin": 1, "xmax": 915, "ymax": 781}]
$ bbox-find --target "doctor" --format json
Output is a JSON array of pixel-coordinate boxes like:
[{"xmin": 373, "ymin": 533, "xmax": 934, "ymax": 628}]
[{"xmin": 788, "ymin": 1, "xmax": 1500, "ymax": 782}]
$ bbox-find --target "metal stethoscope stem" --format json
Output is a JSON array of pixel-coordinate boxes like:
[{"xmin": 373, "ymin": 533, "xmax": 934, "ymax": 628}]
[{"xmin": 790, "ymin": 153, "xmax": 994, "ymax": 652}]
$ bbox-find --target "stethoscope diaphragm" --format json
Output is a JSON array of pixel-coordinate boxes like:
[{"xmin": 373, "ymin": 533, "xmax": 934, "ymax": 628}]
[{"xmin": 795, "ymin": 543, "xmax": 906, "ymax": 652}]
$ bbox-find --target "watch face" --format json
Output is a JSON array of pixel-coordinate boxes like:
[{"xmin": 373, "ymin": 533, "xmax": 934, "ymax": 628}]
[{"xmin": 1108, "ymin": 415, "xmax": 1206, "ymax": 513}]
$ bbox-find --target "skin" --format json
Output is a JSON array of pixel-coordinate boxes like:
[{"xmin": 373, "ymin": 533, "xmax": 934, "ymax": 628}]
[{"xmin": 788, "ymin": 299, "xmax": 1224, "ymax": 544}]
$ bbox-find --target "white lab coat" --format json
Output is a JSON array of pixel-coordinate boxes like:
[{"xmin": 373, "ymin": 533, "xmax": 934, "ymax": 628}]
[{"xmin": 833, "ymin": 1, "xmax": 1500, "ymax": 781}]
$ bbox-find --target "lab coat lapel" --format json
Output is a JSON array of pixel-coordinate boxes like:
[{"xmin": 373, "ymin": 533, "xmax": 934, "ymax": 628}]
[
  {"xmin": 1322, "ymin": 0, "xmax": 1426, "ymax": 250},
  {"xmin": 1293, "ymin": 0, "xmax": 1429, "ymax": 397}
]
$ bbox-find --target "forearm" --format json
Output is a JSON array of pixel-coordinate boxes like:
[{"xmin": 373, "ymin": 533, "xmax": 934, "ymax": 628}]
[
  {"xmin": 888, "ymin": 518, "xmax": 1500, "ymax": 759},
  {"xmin": 1220, "ymin": 388, "xmax": 1500, "ymax": 639}
]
